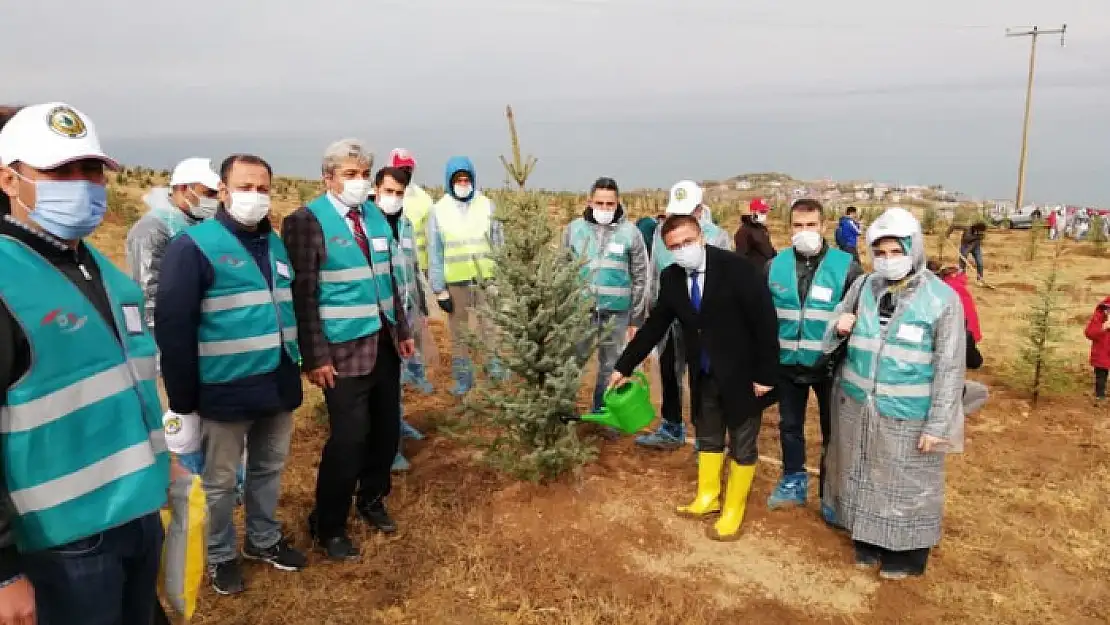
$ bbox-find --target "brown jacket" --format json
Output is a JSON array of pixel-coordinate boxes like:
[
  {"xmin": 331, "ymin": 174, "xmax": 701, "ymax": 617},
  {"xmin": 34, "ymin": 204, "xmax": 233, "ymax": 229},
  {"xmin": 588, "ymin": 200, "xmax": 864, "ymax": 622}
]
[{"xmin": 734, "ymin": 216, "xmax": 776, "ymax": 267}]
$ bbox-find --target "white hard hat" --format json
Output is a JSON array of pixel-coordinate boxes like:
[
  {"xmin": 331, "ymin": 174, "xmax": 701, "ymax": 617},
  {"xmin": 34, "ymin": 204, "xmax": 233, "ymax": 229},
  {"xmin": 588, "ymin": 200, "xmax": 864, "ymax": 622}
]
[
  {"xmin": 666, "ymin": 180, "xmax": 703, "ymax": 215},
  {"xmin": 0, "ymin": 102, "xmax": 119, "ymax": 170},
  {"xmin": 163, "ymin": 411, "xmax": 202, "ymax": 455},
  {"xmin": 170, "ymin": 157, "xmax": 220, "ymax": 190},
  {"xmin": 866, "ymin": 207, "xmax": 921, "ymax": 247}
]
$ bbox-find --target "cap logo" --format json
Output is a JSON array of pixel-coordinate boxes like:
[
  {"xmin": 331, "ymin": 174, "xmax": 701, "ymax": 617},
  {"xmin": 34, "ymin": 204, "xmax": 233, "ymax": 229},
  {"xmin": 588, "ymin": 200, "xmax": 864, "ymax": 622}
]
[
  {"xmin": 674, "ymin": 188, "xmax": 687, "ymax": 201},
  {"xmin": 45, "ymin": 106, "xmax": 88, "ymax": 139}
]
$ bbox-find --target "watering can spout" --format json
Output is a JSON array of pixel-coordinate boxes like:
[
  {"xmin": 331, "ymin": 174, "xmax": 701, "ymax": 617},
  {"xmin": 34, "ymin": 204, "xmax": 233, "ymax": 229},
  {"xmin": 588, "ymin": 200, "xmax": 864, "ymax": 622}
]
[{"xmin": 580, "ymin": 407, "xmax": 619, "ymax": 429}]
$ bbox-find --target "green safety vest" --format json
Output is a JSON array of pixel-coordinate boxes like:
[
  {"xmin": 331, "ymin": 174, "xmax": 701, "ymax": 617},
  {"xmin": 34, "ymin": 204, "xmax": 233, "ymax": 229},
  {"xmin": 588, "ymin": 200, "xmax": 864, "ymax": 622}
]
[
  {"xmin": 434, "ymin": 195, "xmax": 495, "ymax": 283},
  {"xmin": 307, "ymin": 196, "xmax": 396, "ymax": 344},
  {"xmin": 768, "ymin": 247, "xmax": 852, "ymax": 367},
  {"xmin": 840, "ymin": 275, "xmax": 955, "ymax": 420},
  {"xmin": 567, "ymin": 218, "xmax": 638, "ymax": 312},
  {"xmin": 389, "ymin": 213, "xmax": 421, "ymax": 316},
  {"xmin": 186, "ymin": 220, "xmax": 300, "ymax": 384},
  {"xmin": 0, "ymin": 236, "xmax": 169, "ymax": 552}
]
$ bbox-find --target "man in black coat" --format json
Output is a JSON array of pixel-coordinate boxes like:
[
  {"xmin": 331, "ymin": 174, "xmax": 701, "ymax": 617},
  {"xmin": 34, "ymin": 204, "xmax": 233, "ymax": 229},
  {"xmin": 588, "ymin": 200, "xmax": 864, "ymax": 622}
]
[{"xmin": 611, "ymin": 214, "xmax": 780, "ymax": 541}]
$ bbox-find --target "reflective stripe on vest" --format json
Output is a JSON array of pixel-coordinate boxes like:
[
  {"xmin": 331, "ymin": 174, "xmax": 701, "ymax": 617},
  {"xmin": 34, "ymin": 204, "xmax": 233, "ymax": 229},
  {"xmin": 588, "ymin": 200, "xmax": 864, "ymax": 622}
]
[
  {"xmin": 768, "ymin": 247, "xmax": 851, "ymax": 367},
  {"xmin": 434, "ymin": 195, "xmax": 495, "ymax": 283},
  {"xmin": 404, "ymin": 186, "xmax": 433, "ymax": 271},
  {"xmin": 187, "ymin": 220, "xmax": 300, "ymax": 384},
  {"xmin": 567, "ymin": 218, "xmax": 636, "ymax": 312},
  {"xmin": 839, "ymin": 275, "xmax": 954, "ymax": 420},
  {"xmin": 0, "ymin": 237, "xmax": 169, "ymax": 551},
  {"xmin": 307, "ymin": 196, "xmax": 395, "ymax": 343}
]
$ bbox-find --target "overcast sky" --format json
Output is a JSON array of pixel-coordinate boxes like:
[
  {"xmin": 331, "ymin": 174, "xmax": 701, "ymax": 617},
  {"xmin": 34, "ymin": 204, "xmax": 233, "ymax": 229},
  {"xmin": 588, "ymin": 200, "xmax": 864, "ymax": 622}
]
[{"xmin": 6, "ymin": 0, "xmax": 1109, "ymax": 204}]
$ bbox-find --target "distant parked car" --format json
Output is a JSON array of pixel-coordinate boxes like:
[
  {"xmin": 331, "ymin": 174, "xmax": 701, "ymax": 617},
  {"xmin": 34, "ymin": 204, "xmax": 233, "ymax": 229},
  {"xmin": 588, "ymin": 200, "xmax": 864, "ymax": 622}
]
[{"xmin": 989, "ymin": 202, "xmax": 1043, "ymax": 229}]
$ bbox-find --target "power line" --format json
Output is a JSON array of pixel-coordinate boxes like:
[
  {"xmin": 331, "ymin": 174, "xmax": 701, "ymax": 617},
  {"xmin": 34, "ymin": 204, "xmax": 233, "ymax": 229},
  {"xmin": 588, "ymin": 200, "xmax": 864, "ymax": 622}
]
[{"xmin": 1006, "ymin": 24, "xmax": 1067, "ymax": 211}]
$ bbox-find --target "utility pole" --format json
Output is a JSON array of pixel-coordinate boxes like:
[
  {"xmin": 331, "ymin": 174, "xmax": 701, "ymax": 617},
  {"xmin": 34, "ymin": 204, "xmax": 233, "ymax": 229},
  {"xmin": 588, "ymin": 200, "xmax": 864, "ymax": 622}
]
[{"xmin": 1006, "ymin": 24, "xmax": 1066, "ymax": 211}]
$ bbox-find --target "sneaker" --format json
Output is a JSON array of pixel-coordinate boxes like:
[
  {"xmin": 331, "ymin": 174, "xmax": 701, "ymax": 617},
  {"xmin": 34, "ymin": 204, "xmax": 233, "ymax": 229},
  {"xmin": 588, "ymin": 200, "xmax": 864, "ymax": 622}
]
[
  {"xmin": 854, "ymin": 544, "xmax": 881, "ymax": 570},
  {"xmin": 767, "ymin": 473, "xmax": 808, "ymax": 509},
  {"xmin": 401, "ymin": 420, "xmax": 425, "ymax": 441},
  {"xmin": 634, "ymin": 422, "xmax": 685, "ymax": 450},
  {"xmin": 210, "ymin": 560, "xmax": 245, "ymax": 595},
  {"xmin": 878, "ymin": 567, "xmax": 919, "ymax": 580},
  {"xmin": 242, "ymin": 537, "xmax": 307, "ymax": 572},
  {"xmin": 356, "ymin": 500, "xmax": 398, "ymax": 535},
  {"xmin": 319, "ymin": 535, "xmax": 360, "ymax": 561}
]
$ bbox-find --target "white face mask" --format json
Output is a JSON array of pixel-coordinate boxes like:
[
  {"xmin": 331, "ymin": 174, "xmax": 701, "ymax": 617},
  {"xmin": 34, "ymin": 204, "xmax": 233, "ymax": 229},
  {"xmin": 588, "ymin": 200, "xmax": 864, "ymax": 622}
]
[
  {"xmin": 592, "ymin": 208, "xmax": 615, "ymax": 225},
  {"xmin": 187, "ymin": 191, "xmax": 219, "ymax": 220},
  {"xmin": 754, "ymin": 212, "xmax": 767, "ymax": 224},
  {"xmin": 378, "ymin": 194, "xmax": 403, "ymax": 215},
  {"xmin": 453, "ymin": 184, "xmax": 473, "ymax": 200},
  {"xmin": 791, "ymin": 230, "xmax": 823, "ymax": 256},
  {"xmin": 672, "ymin": 242, "xmax": 705, "ymax": 271},
  {"xmin": 226, "ymin": 191, "xmax": 271, "ymax": 226},
  {"xmin": 874, "ymin": 255, "xmax": 914, "ymax": 281},
  {"xmin": 338, "ymin": 179, "xmax": 372, "ymax": 207}
]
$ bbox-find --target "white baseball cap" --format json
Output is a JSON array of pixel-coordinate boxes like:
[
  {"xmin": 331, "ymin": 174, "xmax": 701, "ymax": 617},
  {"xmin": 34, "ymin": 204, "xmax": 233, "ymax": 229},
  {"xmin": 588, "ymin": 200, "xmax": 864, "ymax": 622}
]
[
  {"xmin": 666, "ymin": 180, "xmax": 704, "ymax": 215},
  {"xmin": 169, "ymin": 157, "xmax": 220, "ymax": 190},
  {"xmin": 0, "ymin": 102, "xmax": 119, "ymax": 170}
]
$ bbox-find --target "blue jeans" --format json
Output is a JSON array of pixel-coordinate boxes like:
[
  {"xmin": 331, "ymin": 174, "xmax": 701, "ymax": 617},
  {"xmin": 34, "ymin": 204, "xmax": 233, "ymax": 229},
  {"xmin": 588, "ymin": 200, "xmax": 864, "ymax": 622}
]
[
  {"xmin": 576, "ymin": 310, "xmax": 631, "ymax": 412},
  {"xmin": 777, "ymin": 376, "xmax": 832, "ymax": 496},
  {"xmin": 22, "ymin": 513, "xmax": 164, "ymax": 625},
  {"xmin": 959, "ymin": 243, "xmax": 984, "ymax": 279},
  {"xmin": 201, "ymin": 412, "xmax": 294, "ymax": 564}
]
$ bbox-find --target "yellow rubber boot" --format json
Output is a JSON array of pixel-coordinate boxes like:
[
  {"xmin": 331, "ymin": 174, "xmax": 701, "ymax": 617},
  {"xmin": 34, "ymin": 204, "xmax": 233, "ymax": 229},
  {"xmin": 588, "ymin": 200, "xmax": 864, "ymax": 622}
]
[
  {"xmin": 676, "ymin": 452, "xmax": 725, "ymax": 517},
  {"xmin": 709, "ymin": 461, "xmax": 756, "ymax": 541}
]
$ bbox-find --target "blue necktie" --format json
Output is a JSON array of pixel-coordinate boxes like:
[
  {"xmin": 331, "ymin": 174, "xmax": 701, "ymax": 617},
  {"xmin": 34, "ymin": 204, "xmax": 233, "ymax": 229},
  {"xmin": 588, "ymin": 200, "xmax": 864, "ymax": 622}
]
[{"xmin": 690, "ymin": 271, "xmax": 710, "ymax": 373}]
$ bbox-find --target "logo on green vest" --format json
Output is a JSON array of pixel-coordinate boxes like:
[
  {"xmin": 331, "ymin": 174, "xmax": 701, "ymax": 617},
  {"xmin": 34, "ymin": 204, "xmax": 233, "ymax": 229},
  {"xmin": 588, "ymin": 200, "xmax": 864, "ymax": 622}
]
[
  {"xmin": 217, "ymin": 254, "xmax": 246, "ymax": 268},
  {"xmin": 40, "ymin": 308, "xmax": 87, "ymax": 334},
  {"xmin": 329, "ymin": 235, "xmax": 353, "ymax": 247}
]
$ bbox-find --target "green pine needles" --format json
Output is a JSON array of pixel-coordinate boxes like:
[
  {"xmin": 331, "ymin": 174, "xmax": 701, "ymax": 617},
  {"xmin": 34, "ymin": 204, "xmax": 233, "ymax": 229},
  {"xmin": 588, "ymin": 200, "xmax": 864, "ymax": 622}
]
[{"xmin": 459, "ymin": 192, "xmax": 599, "ymax": 481}]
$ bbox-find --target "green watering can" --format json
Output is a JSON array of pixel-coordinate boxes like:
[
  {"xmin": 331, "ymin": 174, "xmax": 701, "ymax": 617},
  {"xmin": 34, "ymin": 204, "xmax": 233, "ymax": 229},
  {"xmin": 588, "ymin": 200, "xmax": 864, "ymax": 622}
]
[{"xmin": 577, "ymin": 370, "xmax": 655, "ymax": 435}]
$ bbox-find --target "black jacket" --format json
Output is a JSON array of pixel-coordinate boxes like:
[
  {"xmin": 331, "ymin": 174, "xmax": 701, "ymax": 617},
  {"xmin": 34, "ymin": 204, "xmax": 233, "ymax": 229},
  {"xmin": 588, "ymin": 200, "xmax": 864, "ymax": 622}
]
[
  {"xmin": 155, "ymin": 211, "xmax": 302, "ymax": 421},
  {"xmin": 734, "ymin": 216, "xmax": 776, "ymax": 267},
  {"xmin": 0, "ymin": 216, "xmax": 122, "ymax": 580},
  {"xmin": 616, "ymin": 245, "xmax": 780, "ymax": 424}
]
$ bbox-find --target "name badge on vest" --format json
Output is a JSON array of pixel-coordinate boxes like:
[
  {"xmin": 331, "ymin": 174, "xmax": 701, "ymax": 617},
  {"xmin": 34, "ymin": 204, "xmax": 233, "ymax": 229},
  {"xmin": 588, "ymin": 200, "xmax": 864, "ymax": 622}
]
[
  {"xmin": 122, "ymin": 304, "xmax": 144, "ymax": 335},
  {"xmin": 896, "ymin": 324, "xmax": 925, "ymax": 344},
  {"xmin": 275, "ymin": 261, "xmax": 291, "ymax": 279},
  {"xmin": 810, "ymin": 285, "xmax": 833, "ymax": 303},
  {"xmin": 607, "ymin": 242, "xmax": 625, "ymax": 255},
  {"xmin": 371, "ymin": 237, "xmax": 389, "ymax": 252}
]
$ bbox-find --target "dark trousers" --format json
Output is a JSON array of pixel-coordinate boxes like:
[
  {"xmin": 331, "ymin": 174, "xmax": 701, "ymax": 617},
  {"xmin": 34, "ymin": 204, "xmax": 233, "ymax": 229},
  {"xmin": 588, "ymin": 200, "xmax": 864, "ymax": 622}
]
[
  {"xmin": 1095, "ymin": 367, "xmax": 1108, "ymax": 399},
  {"xmin": 22, "ymin": 513, "xmax": 164, "ymax": 625},
  {"xmin": 659, "ymin": 327, "xmax": 688, "ymax": 425},
  {"xmin": 778, "ymin": 375, "xmax": 833, "ymax": 496},
  {"xmin": 854, "ymin": 540, "xmax": 931, "ymax": 575},
  {"xmin": 314, "ymin": 335, "xmax": 401, "ymax": 539},
  {"xmin": 693, "ymin": 374, "xmax": 759, "ymax": 464}
]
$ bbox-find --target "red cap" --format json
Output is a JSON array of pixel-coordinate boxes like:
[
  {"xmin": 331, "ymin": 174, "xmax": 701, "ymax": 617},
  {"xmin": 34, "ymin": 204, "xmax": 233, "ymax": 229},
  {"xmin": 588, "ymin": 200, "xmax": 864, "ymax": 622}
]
[
  {"xmin": 389, "ymin": 148, "xmax": 416, "ymax": 168},
  {"xmin": 749, "ymin": 197, "xmax": 771, "ymax": 213}
]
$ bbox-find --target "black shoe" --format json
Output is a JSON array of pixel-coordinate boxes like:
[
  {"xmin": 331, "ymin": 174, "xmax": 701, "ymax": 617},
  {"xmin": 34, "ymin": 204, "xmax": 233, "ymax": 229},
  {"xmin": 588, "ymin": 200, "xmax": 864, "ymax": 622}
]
[
  {"xmin": 319, "ymin": 535, "xmax": 360, "ymax": 561},
  {"xmin": 210, "ymin": 559, "xmax": 246, "ymax": 595},
  {"xmin": 357, "ymin": 500, "xmax": 397, "ymax": 534},
  {"xmin": 242, "ymin": 536, "xmax": 307, "ymax": 571}
]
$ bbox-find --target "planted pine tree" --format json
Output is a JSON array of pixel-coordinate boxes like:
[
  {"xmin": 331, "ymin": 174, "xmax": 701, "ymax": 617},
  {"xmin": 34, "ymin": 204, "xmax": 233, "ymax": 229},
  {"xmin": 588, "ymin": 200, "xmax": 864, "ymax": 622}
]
[
  {"xmin": 1015, "ymin": 242, "xmax": 1069, "ymax": 405},
  {"xmin": 457, "ymin": 191, "xmax": 600, "ymax": 481}
]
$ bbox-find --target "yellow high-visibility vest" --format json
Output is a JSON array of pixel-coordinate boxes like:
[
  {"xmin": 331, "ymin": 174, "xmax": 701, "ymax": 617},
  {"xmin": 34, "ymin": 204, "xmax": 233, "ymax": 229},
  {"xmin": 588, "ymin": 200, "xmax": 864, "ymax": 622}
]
[
  {"xmin": 434, "ymin": 194, "xmax": 495, "ymax": 283},
  {"xmin": 404, "ymin": 185, "xmax": 434, "ymax": 270}
]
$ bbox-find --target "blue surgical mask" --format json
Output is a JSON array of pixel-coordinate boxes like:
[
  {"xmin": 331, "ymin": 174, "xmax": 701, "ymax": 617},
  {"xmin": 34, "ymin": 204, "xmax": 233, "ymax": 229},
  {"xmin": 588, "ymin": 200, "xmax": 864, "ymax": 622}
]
[{"xmin": 20, "ymin": 178, "xmax": 108, "ymax": 240}]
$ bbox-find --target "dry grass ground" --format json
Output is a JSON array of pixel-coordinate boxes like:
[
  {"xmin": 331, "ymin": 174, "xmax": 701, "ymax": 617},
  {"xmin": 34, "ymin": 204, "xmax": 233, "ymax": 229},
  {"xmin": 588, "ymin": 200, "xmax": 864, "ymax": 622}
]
[{"xmin": 88, "ymin": 184, "xmax": 1110, "ymax": 625}]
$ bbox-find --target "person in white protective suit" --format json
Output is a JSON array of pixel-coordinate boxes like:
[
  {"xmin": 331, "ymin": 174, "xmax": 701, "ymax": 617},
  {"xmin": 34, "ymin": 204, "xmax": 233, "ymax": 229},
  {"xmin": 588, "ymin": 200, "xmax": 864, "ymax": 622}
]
[{"xmin": 823, "ymin": 207, "xmax": 966, "ymax": 580}]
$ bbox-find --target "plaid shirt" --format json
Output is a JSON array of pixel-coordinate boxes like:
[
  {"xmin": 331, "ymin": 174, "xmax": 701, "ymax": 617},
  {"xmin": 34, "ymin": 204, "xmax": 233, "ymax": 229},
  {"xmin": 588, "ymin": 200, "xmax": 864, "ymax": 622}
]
[{"xmin": 281, "ymin": 205, "xmax": 411, "ymax": 378}]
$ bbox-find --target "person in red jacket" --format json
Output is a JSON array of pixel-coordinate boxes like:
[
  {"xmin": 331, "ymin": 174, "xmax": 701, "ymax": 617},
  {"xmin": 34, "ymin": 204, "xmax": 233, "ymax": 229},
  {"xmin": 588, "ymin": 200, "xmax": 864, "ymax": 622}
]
[
  {"xmin": 1084, "ymin": 297, "xmax": 1110, "ymax": 404},
  {"xmin": 927, "ymin": 261, "xmax": 982, "ymax": 343}
]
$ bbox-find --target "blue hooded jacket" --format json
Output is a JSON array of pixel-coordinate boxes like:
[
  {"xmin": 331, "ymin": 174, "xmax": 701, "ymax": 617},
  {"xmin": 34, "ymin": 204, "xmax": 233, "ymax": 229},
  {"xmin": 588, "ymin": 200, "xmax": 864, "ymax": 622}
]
[{"xmin": 445, "ymin": 156, "xmax": 476, "ymax": 202}]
